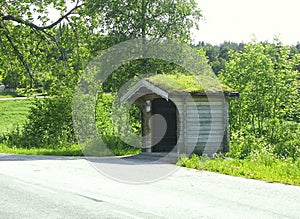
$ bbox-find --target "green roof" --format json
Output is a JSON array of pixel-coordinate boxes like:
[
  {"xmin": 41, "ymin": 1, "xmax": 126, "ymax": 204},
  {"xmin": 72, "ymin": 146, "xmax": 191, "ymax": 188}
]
[{"xmin": 145, "ymin": 74, "xmax": 234, "ymax": 93}]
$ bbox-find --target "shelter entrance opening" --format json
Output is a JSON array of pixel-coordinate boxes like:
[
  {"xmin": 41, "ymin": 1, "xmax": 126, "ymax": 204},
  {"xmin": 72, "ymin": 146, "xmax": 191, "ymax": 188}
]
[{"xmin": 152, "ymin": 98, "xmax": 177, "ymax": 152}]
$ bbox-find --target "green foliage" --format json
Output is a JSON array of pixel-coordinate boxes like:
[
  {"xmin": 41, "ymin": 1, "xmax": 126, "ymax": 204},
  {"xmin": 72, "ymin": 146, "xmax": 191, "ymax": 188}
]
[
  {"xmin": 225, "ymin": 123, "xmax": 300, "ymax": 160},
  {"xmin": 228, "ymin": 125, "xmax": 300, "ymax": 162},
  {"xmin": 263, "ymin": 119, "xmax": 300, "ymax": 159},
  {"xmin": 5, "ymin": 93, "xmax": 75, "ymax": 148},
  {"xmin": 0, "ymin": 0, "xmax": 203, "ymax": 154},
  {"xmin": 95, "ymin": 93, "xmax": 141, "ymax": 155},
  {"xmin": 0, "ymin": 99, "xmax": 33, "ymax": 135},
  {"xmin": 103, "ymin": 47, "xmax": 209, "ymax": 93},
  {"xmin": 1, "ymin": 0, "xmax": 203, "ymax": 155},
  {"xmin": 2, "ymin": 70, "xmax": 25, "ymax": 89},
  {"xmin": 145, "ymin": 73, "xmax": 233, "ymax": 93},
  {"xmin": 0, "ymin": 0, "xmax": 95, "ymax": 95},
  {"xmin": 219, "ymin": 41, "xmax": 300, "ymax": 161},
  {"xmin": 226, "ymin": 130, "xmax": 271, "ymax": 159},
  {"xmin": 0, "ymin": 143, "xmax": 83, "ymax": 156},
  {"xmin": 0, "ymin": 93, "xmax": 142, "ymax": 155},
  {"xmin": 177, "ymin": 154, "xmax": 300, "ymax": 186},
  {"xmin": 177, "ymin": 154, "xmax": 210, "ymax": 169},
  {"xmin": 203, "ymin": 157, "xmax": 300, "ymax": 186},
  {"xmin": 180, "ymin": 41, "xmax": 300, "ymax": 185},
  {"xmin": 86, "ymin": 0, "xmax": 202, "ymax": 42},
  {"xmin": 220, "ymin": 42, "xmax": 299, "ymax": 129},
  {"xmin": 196, "ymin": 41, "xmax": 245, "ymax": 75},
  {"xmin": 0, "ymin": 92, "xmax": 22, "ymax": 98},
  {"xmin": 103, "ymin": 59, "xmax": 186, "ymax": 92},
  {"xmin": 89, "ymin": 0, "xmax": 203, "ymax": 93},
  {"xmin": 1, "ymin": 0, "xmax": 202, "ymax": 94}
]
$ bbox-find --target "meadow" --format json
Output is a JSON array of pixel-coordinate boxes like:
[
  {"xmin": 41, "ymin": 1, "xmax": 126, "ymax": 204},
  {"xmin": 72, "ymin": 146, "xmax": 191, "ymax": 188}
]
[{"xmin": 0, "ymin": 98, "xmax": 33, "ymax": 135}]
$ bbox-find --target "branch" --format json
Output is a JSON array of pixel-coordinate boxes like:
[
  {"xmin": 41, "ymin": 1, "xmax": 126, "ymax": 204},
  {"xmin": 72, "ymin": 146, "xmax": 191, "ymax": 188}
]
[
  {"xmin": 0, "ymin": 23, "xmax": 34, "ymax": 88},
  {"xmin": 42, "ymin": 29, "xmax": 68, "ymax": 61},
  {"xmin": 2, "ymin": 4, "xmax": 83, "ymax": 30}
]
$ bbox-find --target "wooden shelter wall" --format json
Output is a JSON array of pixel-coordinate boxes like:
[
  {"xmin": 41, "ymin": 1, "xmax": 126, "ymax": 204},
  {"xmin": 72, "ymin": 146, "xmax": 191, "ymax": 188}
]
[{"xmin": 185, "ymin": 96, "xmax": 227, "ymax": 155}]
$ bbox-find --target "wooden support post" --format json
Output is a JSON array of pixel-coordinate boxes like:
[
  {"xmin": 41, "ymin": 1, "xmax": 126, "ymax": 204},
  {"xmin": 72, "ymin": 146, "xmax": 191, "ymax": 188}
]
[
  {"xmin": 223, "ymin": 97, "xmax": 230, "ymax": 153},
  {"xmin": 139, "ymin": 99, "xmax": 152, "ymax": 153}
]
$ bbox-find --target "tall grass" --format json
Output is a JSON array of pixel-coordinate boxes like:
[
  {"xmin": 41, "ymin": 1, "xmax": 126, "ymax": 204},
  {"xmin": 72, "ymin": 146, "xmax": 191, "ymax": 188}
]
[
  {"xmin": 0, "ymin": 99, "xmax": 33, "ymax": 135},
  {"xmin": 177, "ymin": 153, "xmax": 300, "ymax": 186},
  {"xmin": 0, "ymin": 143, "xmax": 83, "ymax": 156}
]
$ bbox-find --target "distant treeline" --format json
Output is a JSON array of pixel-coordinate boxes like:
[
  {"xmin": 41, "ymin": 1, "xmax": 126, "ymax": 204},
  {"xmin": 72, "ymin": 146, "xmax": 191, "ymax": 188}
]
[{"xmin": 195, "ymin": 41, "xmax": 300, "ymax": 75}]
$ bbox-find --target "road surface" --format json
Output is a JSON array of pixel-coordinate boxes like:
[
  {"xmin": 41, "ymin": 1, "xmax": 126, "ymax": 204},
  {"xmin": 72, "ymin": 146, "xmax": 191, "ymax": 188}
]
[{"xmin": 0, "ymin": 153, "xmax": 300, "ymax": 218}]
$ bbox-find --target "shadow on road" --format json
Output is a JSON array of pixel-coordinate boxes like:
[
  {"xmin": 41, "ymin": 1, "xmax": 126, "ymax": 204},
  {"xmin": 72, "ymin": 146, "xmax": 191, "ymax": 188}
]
[
  {"xmin": 89, "ymin": 153, "xmax": 179, "ymax": 165},
  {"xmin": 0, "ymin": 154, "xmax": 84, "ymax": 161},
  {"xmin": 0, "ymin": 153, "xmax": 179, "ymax": 165}
]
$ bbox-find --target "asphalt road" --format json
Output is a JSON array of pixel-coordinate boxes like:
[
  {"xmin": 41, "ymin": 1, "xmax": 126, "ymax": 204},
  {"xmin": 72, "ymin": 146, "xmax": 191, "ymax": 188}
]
[{"xmin": 0, "ymin": 153, "xmax": 300, "ymax": 219}]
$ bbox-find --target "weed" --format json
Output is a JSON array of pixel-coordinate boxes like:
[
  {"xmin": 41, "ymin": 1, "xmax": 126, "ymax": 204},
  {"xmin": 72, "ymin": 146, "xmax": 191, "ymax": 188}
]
[{"xmin": 177, "ymin": 154, "xmax": 300, "ymax": 186}]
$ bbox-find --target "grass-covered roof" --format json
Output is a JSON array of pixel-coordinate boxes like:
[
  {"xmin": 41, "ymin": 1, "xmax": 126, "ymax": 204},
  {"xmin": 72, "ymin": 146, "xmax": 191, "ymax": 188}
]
[{"xmin": 144, "ymin": 73, "xmax": 234, "ymax": 93}]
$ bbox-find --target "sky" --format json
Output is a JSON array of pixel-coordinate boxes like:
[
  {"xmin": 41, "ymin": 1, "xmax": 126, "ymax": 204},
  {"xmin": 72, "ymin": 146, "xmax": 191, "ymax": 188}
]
[{"xmin": 192, "ymin": 0, "xmax": 300, "ymax": 45}]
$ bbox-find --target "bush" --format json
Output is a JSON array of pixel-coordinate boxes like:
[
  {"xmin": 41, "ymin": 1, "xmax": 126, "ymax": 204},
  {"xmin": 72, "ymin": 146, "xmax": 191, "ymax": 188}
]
[
  {"xmin": 95, "ymin": 93, "xmax": 141, "ymax": 155},
  {"xmin": 264, "ymin": 119, "xmax": 300, "ymax": 160},
  {"xmin": 227, "ymin": 129, "xmax": 270, "ymax": 159},
  {"xmin": 177, "ymin": 154, "xmax": 210, "ymax": 169},
  {"xmin": 249, "ymin": 148, "xmax": 277, "ymax": 167},
  {"xmin": 227, "ymin": 119, "xmax": 300, "ymax": 160},
  {"xmin": 7, "ymin": 94, "xmax": 75, "ymax": 148}
]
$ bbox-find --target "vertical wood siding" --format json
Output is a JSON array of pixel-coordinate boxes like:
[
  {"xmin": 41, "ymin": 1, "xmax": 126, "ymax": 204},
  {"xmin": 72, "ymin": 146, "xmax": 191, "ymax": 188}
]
[{"xmin": 185, "ymin": 96, "xmax": 227, "ymax": 155}]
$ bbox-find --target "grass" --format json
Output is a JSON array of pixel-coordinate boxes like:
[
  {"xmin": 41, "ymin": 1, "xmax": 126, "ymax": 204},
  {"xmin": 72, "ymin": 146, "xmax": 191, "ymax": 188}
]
[
  {"xmin": 145, "ymin": 73, "xmax": 234, "ymax": 93},
  {"xmin": 82, "ymin": 146, "xmax": 140, "ymax": 157},
  {"xmin": 0, "ymin": 91, "xmax": 47, "ymax": 99},
  {"xmin": 177, "ymin": 154, "xmax": 300, "ymax": 186},
  {"xmin": 0, "ymin": 143, "xmax": 83, "ymax": 156},
  {"xmin": 0, "ymin": 99, "xmax": 34, "ymax": 135},
  {"xmin": 0, "ymin": 93, "xmax": 19, "ymax": 98},
  {"xmin": 0, "ymin": 143, "xmax": 140, "ymax": 157}
]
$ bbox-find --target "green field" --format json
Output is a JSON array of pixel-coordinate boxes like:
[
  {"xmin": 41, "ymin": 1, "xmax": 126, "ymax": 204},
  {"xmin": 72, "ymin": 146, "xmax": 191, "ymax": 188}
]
[{"xmin": 0, "ymin": 99, "xmax": 34, "ymax": 135}]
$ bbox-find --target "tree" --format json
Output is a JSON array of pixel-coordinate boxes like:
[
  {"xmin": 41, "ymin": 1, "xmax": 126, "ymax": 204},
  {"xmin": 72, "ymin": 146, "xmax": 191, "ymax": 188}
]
[
  {"xmin": 220, "ymin": 42, "xmax": 299, "ymax": 131},
  {"xmin": 86, "ymin": 0, "xmax": 201, "ymax": 43},
  {"xmin": 219, "ymin": 42, "xmax": 300, "ymax": 159},
  {"xmin": 0, "ymin": 0, "xmax": 203, "ymax": 148},
  {"xmin": 1, "ymin": 0, "xmax": 202, "ymax": 92},
  {"xmin": 196, "ymin": 41, "xmax": 245, "ymax": 75},
  {"xmin": 85, "ymin": 0, "xmax": 202, "ymax": 92},
  {"xmin": 0, "ymin": 0, "xmax": 101, "ymax": 148},
  {"xmin": 0, "ymin": 0, "xmax": 87, "ymax": 93}
]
